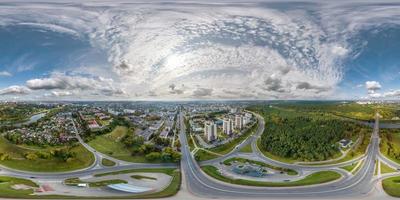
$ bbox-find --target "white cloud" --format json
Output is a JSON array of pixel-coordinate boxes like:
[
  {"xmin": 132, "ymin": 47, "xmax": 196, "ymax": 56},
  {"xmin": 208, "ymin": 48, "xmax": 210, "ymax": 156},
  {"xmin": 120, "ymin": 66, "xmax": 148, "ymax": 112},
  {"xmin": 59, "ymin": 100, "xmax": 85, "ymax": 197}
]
[
  {"xmin": 0, "ymin": 71, "xmax": 12, "ymax": 77},
  {"xmin": 0, "ymin": 85, "xmax": 30, "ymax": 95},
  {"xmin": 365, "ymin": 81, "xmax": 381, "ymax": 93},
  {"xmin": 26, "ymin": 72, "xmax": 125, "ymax": 98}
]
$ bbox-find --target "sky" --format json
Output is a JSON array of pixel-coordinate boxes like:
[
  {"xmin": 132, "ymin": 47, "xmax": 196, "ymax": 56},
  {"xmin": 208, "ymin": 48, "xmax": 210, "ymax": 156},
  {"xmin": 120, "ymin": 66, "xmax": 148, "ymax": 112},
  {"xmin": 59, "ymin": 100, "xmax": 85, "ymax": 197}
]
[{"xmin": 0, "ymin": 0, "xmax": 400, "ymax": 101}]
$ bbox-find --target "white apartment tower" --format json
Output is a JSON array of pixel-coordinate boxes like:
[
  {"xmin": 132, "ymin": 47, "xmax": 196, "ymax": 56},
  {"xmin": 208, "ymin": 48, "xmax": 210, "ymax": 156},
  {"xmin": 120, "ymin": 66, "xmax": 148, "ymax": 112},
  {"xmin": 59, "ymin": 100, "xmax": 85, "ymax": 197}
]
[
  {"xmin": 204, "ymin": 121, "xmax": 217, "ymax": 142},
  {"xmin": 235, "ymin": 115, "xmax": 243, "ymax": 130},
  {"xmin": 223, "ymin": 118, "xmax": 234, "ymax": 136}
]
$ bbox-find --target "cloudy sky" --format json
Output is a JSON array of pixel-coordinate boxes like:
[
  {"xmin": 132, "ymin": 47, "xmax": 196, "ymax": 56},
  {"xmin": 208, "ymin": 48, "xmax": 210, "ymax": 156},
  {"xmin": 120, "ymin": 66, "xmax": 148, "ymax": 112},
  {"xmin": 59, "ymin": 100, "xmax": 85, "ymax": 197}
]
[{"xmin": 0, "ymin": 0, "xmax": 400, "ymax": 100}]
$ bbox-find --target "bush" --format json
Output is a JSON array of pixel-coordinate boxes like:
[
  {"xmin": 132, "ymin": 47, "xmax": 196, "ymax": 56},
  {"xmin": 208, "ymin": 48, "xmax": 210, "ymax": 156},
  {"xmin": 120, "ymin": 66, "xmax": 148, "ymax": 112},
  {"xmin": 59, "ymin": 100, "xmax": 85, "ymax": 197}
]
[{"xmin": 145, "ymin": 152, "xmax": 161, "ymax": 161}]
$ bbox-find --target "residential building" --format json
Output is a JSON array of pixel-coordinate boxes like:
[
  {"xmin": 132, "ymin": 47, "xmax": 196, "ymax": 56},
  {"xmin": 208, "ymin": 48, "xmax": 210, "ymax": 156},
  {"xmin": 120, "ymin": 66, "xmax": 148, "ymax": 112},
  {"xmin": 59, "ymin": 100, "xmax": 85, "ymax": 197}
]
[
  {"xmin": 223, "ymin": 118, "xmax": 234, "ymax": 135},
  {"xmin": 235, "ymin": 115, "xmax": 243, "ymax": 130},
  {"xmin": 204, "ymin": 121, "xmax": 217, "ymax": 142}
]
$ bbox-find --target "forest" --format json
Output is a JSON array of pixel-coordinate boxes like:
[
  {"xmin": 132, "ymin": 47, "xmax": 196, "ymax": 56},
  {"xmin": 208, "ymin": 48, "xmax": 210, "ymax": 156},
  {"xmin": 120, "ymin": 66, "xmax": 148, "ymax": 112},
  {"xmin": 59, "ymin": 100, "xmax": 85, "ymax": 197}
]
[{"xmin": 250, "ymin": 105, "xmax": 370, "ymax": 161}]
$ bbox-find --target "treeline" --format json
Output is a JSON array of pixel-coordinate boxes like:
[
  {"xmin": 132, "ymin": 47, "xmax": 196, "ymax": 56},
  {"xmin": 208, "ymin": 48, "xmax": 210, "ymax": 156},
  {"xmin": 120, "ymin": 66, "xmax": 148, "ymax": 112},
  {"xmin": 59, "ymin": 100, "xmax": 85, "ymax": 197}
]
[
  {"xmin": 254, "ymin": 106, "xmax": 368, "ymax": 161},
  {"xmin": 380, "ymin": 129, "xmax": 400, "ymax": 161}
]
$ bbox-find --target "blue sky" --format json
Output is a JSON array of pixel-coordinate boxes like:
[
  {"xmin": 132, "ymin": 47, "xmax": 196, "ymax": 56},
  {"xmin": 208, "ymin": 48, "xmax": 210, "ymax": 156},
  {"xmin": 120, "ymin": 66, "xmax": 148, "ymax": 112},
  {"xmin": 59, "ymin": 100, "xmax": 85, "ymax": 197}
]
[{"xmin": 0, "ymin": 0, "xmax": 400, "ymax": 100}]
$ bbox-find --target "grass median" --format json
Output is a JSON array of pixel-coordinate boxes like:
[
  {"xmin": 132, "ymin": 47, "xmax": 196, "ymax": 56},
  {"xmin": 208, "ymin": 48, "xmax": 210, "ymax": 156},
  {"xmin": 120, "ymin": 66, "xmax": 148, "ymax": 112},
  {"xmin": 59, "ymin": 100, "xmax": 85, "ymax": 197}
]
[
  {"xmin": 201, "ymin": 165, "xmax": 341, "ymax": 187},
  {"xmin": 383, "ymin": 176, "xmax": 400, "ymax": 197}
]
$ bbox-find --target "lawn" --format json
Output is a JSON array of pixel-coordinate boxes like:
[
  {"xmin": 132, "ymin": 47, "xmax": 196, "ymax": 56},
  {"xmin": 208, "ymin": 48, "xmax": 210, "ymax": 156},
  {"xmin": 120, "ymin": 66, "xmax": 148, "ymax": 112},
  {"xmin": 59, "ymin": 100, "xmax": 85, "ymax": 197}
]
[
  {"xmin": 0, "ymin": 176, "xmax": 38, "ymax": 198},
  {"xmin": 382, "ymin": 176, "xmax": 400, "ymax": 197},
  {"xmin": 239, "ymin": 143, "xmax": 253, "ymax": 153},
  {"xmin": 201, "ymin": 165, "xmax": 341, "ymax": 187},
  {"xmin": 0, "ymin": 137, "xmax": 94, "ymax": 172},
  {"xmin": 101, "ymin": 158, "xmax": 116, "ymax": 167},
  {"xmin": 194, "ymin": 149, "xmax": 220, "ymax": 162},
  {"xmin": 88, "ymin": 126, "xmax": 163, "ymax": 163},
  {"xmin": 381, "ymin": 162, "xmax": 397, "ymax": 174},
  {"xmin": 223, "ymin": 157, "xmax": 298, "ymax": 175}
]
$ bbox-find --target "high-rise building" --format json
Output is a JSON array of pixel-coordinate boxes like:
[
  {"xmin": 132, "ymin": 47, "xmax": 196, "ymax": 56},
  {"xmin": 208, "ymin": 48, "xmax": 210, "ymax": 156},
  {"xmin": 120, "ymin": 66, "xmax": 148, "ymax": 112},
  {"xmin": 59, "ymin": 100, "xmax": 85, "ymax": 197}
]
[
  {"xmin": 223, "ymin": 118, "xmax": 234, "ymax": 135},
  {"xmin": 204, "ymin": 121, "xmax": 217, "ymax": 142},
  {"xmin": 235, "ymin": 115, "xmax": 243, "ymax": 130}
]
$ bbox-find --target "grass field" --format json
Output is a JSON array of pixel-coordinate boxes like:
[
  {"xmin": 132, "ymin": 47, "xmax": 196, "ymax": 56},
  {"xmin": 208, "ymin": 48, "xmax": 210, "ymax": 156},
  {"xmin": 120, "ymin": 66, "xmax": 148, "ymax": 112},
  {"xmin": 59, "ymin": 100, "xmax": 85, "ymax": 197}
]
[
  {"xmin": 239, "ymin": 143, "xmax": 253, "ymax": 153},
  {"xmin": 0, "ymin": 137, "xmax": 94, "ymax": 172},
  {"xmin": 194, "ymin": 149, "xmax": 220, "ymax": 162},
  {"xmin": 101, "ymin": 158, "xmax": 116, "ymax": 167},
  {"xmin": 88, "ymin": 126, "xmax": 163, "ymax": 163},
  {"xmin": 382, "ymin": 176, "xmax": 400, "ymax": 197},
  {"xmin": 201, "ymin": 165, "xmax": 341, "ymax": 187},
  {"xmin": 0, "ymin": 176, "xmax": 38, "ymax": 198}
]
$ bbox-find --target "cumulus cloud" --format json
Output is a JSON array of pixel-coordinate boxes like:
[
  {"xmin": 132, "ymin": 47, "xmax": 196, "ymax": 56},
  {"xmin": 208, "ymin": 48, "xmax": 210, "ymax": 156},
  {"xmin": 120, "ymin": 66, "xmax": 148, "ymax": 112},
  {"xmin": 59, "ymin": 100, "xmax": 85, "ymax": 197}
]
[
  {"xmin": 365, "ymin": 81, "xmax": 381, "ymax": 94},
  {"xmin": 51, "ymin": 91, "xmax": 72, "ymax": 97},
  {"xmin": 0, "ymin": 71, "xmax": 12, "ymax": 77},
  {"xmin": 192, "ymin": 88, "xmax": 213, "ymax": 97},
  {"xmin": 26, "ymin": 72, "xmax": 125, "ymax": 97},
  {"xmin": 0, "ymin": 85, "xmax": 30, "ymax": 95}
]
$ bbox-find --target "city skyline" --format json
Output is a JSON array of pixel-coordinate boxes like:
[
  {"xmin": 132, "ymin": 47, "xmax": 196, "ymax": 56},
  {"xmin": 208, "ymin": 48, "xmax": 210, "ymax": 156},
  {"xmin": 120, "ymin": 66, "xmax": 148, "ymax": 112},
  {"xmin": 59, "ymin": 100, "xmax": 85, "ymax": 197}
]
[{"xmin": 1, "ymin": 0, "xmax": 400, "ymax": 101}]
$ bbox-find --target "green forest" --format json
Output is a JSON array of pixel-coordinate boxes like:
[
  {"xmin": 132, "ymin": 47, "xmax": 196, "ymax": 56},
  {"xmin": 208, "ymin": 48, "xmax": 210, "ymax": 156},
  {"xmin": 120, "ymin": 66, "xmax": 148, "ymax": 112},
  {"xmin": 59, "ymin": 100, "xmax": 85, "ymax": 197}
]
[{"xmin": 250, "ymin": 105, "xmax": 370, "ymax": 161}]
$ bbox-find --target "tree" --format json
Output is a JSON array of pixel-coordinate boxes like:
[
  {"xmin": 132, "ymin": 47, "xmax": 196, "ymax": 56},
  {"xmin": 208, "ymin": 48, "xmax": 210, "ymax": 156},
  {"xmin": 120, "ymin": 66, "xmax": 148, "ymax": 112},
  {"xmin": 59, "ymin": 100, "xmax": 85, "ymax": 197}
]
[
  {"xmin": 26, "ymin": 153, "xmax": 38, "ymax": 160},
  {"xmin": 145, "ymin": 152, "xmax": 161, "ymax": 161}
]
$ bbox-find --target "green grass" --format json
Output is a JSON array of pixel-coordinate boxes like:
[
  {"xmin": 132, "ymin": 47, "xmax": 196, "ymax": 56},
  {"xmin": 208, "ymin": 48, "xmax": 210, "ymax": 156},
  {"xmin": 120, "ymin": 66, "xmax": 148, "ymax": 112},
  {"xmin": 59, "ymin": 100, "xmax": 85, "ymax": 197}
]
[
  {"xmin": 88, "ymin": 126, "xmax": 163, "ymax": 163},
  {"xmin": 374, "ymin": 160, "xmax": 378, "ymax": 175},
  {"xmin": 64, "ymin": 178, "xmax": 127, "ymax": 187},
  {"xmin": 108, "ymin": 126, "xmax": 128, "ymax": 141},
  {"xmin": 223, "ymin": 157, "xmax": 297, "ymax": 175},
  {"xmin": 201, "ymin": 165, "xmax": 341, "ymax": 187},
  {"xmin": 208, "ymin": 122, "xmax": 258, "ymax": 155},
  {"xmin": 194, "ymin": 149, "xmax": 220, "ymax": 161},
  {"xmin": 340, "ymin": 163, "xmax": 358, "ymax": 172},
  {"xmin": 383, "ymin": 176, "xmax": 400, "ymax": 197},
  {"xmin": 381, "ymin": 162, "xmax": 397, "ymax": 174},
  {"xmin": 0, "ymin": 176, "xmax": 38, "ymax": 198},
  {"xmin": 101, "ymin": 158, "xmax": 116, "ymax": 167},
  {"xmin": 131, "ymin": 175, "xmax": 157, "ymax": 180},
  {"xmin": 239, "ymin": 143, "xmax": 253, "ymax": 153},
  {"xmin": 0, "ymin": 137, "xmax": 95, "ymax": 172}
]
